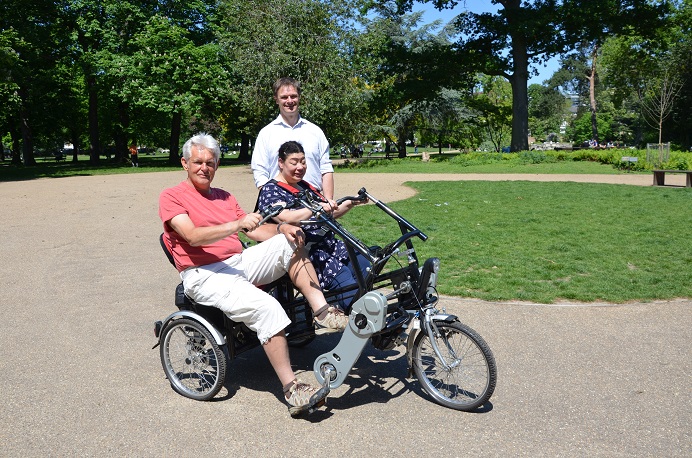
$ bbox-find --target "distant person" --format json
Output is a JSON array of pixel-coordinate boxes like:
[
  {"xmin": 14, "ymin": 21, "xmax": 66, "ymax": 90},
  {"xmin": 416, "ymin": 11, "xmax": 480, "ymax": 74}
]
[
  {"xmin": 129, "ymin": 143, "xmax": 138, "ymax": 167},
  {"xmin": 251, "ymin": 77, "xmax": 334, "ymax": 200}
]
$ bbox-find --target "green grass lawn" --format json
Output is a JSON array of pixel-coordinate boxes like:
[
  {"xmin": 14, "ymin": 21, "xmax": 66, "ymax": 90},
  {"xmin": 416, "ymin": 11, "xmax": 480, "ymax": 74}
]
[{"xmin": 341, "ymin": 181, "xmax": 691, "ymax": 303}]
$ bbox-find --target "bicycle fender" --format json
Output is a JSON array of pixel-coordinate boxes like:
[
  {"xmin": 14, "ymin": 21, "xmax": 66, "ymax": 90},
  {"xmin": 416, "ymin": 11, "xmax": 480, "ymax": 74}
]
[
  {"xmin": 432, "ymin": 313, "xmax": 458, "ymax": 323},
  {"xmin": 405, "ymin": 323, "xmax": 420, "ymax": 378},
  {"xmin": 160, "ymin": 310, "xmax": 227, "ymax": 346}
]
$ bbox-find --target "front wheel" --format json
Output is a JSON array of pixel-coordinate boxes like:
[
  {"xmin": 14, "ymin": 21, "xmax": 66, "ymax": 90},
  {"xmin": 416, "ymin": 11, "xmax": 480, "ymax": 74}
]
[
  {"xmin": 412, "ymin": 321, "xmax": 496, "ymax": 411},
  {"xmin": 160, "ymin": 318, "xmax": 228, "ymax": 401}
]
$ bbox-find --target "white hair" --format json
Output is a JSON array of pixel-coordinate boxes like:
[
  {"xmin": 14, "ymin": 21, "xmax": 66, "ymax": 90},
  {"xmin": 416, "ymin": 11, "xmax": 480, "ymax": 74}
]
[{"xmin": 182, "ymin": 133, "xmax": 221, "ymax": 161}]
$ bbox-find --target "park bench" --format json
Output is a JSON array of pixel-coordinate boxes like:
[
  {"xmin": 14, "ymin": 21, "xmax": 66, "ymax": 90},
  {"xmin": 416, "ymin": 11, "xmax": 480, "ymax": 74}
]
[{"xmin": 652, "ymin": 169, "xmax": 692, "ymax": 188}]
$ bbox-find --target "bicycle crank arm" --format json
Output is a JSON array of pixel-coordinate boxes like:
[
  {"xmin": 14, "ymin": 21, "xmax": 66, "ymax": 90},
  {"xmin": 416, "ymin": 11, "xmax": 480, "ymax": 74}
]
[{"xmin": 313, "ymin": 291, "xmax": 388, "ymax": 389}]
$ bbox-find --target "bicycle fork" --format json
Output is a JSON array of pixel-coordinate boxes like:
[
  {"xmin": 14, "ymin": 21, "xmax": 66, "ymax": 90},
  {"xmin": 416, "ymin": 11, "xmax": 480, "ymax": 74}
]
[{"xmin": 406, "ymin": 307, "xmax": 460, "ymax": 376}]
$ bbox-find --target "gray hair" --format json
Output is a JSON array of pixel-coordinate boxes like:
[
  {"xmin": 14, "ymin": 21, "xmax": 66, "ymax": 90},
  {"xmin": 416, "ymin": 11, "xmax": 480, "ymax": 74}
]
[{"xmin": 182, "ymin": 133, "xmax": 221, "ymax": 162}]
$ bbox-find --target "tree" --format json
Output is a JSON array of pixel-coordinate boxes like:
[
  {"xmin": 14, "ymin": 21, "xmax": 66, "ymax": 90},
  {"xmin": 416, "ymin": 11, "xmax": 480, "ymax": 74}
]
[
  {"xmin": 120, "ymin": 1, "xmax": 229, "ymax": 165},
  {"xmin": 416, "ymin": 88, "xmax": 475, "ymax": 152},
  {"xmin": 356, "ymin": 4, "xmax": 468, "ymax": 156},
  {"xmin": 528, "ymin": 82, "xmax": 568, "ymax": 141},
  {"xmin": 567, "ymin": 111, "xmax": 613, "ymax": 145},
  {"xmin": 0, "ymin": 28, "xmax": 23, "ymax": 164},
  {"xmin": 390, "ymin": 0, "xmax": 669, "ymax": 152},
  {"xmin": 0, "ymin": 0, "xmax": 68, "ymax": 165},
  {"xmin": 468, "ymin": 75, "xmax": 513, "ymax": 152},
  {"xmin": 598, "ymin": 0, "xmax": 690, "ymax": 148},
  {"xmin": 640, "ymin": 67, "xmax": 683, "ymax": 146},
  {"xmin": 216, "ymin": 0, "xmax": 358, "ymax": 161}
]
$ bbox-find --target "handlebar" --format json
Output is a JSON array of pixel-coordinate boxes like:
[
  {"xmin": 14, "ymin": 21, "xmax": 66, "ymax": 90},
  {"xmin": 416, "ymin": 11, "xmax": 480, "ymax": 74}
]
[
  {"xmin": 258, "ymin": 202, "xmax": 286, "ymax": 224},
  {"xmin": 242, "ymin": 202, "xmax": 286, "ymax": 232},
  {"xmin": 291, "ymin": 187, "xmax": 428, "ymax": 265},
  {"xmin": 336, "ymin": 193, "xmax": 368, "ymax": 206}
]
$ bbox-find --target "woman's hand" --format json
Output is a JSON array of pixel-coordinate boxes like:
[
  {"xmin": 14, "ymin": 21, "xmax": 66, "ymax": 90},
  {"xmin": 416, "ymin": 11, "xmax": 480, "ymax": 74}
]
[
  {"xmin": 320, "ymin": 199, "xmax": 337, "ymax": 214},
  {"xmin": 278, "ymin": 222, "xmax": 306, "ymax": 247}
]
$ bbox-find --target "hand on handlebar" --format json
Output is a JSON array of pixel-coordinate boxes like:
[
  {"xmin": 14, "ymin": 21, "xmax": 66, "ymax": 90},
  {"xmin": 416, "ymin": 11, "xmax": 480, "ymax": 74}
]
[
  {"xmin": 336, "ymin": 195, "xmax": 369, "ymax": 208},
  {"xmin": 238, "ymin": 213, "xmax": 262, "ymax": 233},
  {"xmin": 321, "ymin": 199, "xmax": 337, "ymax": 214}
]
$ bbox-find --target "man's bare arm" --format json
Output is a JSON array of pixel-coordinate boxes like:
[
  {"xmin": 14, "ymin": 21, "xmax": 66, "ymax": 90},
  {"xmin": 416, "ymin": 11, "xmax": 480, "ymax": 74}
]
[{"xmin": 168, "ymin": 213, "xmax": 261, "ymax": 246}]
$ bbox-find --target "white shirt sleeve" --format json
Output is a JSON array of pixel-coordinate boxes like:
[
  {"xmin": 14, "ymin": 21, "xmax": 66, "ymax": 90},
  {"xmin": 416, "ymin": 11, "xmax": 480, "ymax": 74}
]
[{"xmin": 251, "ymin": 129, "xmax": 271, "ymax": 188}]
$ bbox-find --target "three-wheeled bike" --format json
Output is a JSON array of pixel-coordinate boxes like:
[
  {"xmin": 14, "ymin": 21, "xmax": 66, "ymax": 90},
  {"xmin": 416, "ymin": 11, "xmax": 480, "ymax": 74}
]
[{"xmin": 154, "ymin": 187, "xmax": 496, "ymax": 413}]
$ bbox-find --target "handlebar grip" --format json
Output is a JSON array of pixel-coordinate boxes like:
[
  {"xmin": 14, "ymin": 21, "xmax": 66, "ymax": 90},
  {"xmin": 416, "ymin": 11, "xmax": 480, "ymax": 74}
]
[{"xmin": 336, "ymin": 195, "xmax": 368, "ymax": 205}]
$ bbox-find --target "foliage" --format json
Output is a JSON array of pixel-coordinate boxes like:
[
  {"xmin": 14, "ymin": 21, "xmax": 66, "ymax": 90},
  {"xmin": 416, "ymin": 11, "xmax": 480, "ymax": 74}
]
[
  {"xmin": 528, "ymin": 83, "xmax": 569, "ymax": 141},
  {"xmin": 1, "ymin": 0, "xmax": 688, "ymax": 168},
  {"xmin": 595, "ymin": 1, "xmax": 691, "ymax": 148},
  {"xmin": 567, "ymin": 111, "xmax": 614, "ymax": 144},
  {"xmin": 467, "ymin": 75, "xmax": 513, "ymax": 152},
  {"xmin": 215, "ymin": 0, "xmax": 359, "ymax": 155},
  {"xmin": 389, "ymin": 0, "xmax": 669, "ymax": 152},
  {"xmin": 414, "ymin": 88, "xmax": 476, "ymax": 152},
  {"xmin": 354, "ymin": 4, "xmax": 471, "ymax": 156}
]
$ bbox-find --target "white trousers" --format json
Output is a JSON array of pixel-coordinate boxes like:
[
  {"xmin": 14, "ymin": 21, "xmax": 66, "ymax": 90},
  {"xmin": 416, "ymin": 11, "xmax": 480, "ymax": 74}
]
[{"xmin": 180, "ymin": 235, "xmax": 294, "ymax": 344}]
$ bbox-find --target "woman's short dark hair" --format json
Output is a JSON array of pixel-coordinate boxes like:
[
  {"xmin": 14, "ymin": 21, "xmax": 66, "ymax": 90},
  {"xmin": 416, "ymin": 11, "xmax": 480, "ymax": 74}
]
[{"xmin": 278, "ymin": 141, "xmax": 305, "ymax": 161}]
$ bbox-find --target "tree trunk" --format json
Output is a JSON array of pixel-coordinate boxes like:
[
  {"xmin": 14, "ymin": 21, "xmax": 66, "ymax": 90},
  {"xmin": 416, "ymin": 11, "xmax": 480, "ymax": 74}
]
[
  {"xmin": 397, "ymin": 136, "xmax": 407, "ymax": 158},
  {"xmin": 588, "ymin": 45, "xmax": 599, "ymax": 144},
  {"xmin": 87, "ymin": 74, "xmax": 100, "ymax": 165},
  {"xmin": 19, "ymin": 114, "xmax": 36, "ymax": 166},
  {"xmin": 396, "ymin": 126, "xmax": 408, "ymax": 158},
  {"xmin": 18, "ymin": 88, "xmax": 36, "ymax": 166},
  {"xmin": 168, "ymin": 110, "xmax": 182, "ymax": 165},
  {"xmin": 238, "ymin": 132, "xmax": 250, "ymax": 162},
  {"xmin": 509, "ymin": 34, "xmax": 530, "ymax": 152},
  {"xmin": 70, "ymin": 132, "xmax": 80, "ymax": 163}
]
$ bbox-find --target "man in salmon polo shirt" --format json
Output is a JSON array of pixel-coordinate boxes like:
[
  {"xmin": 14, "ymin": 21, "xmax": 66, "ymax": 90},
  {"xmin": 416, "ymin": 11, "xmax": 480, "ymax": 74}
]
[{"xmin": 159, "ymin": 133, "xmax": 347, "ymax": 415}]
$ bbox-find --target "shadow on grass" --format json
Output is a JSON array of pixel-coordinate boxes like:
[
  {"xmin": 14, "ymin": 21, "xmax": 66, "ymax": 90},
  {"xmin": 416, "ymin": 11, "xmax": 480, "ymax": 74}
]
[{"xmin": 0, "ymin": 155, "xmax": 250, "ymax": 182}]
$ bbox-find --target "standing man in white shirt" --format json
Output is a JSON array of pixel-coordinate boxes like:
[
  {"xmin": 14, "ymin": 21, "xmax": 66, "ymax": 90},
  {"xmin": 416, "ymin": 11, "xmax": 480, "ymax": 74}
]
[{"xmin": 252, "ymin": 77, "xmax": 334, "ymax": 200}]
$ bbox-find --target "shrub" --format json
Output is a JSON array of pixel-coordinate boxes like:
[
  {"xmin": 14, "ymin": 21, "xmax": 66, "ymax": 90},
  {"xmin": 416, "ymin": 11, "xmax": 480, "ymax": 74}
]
[{"xmin": 518, "ymin": 151, "xmax": 559, "ymax": 164}]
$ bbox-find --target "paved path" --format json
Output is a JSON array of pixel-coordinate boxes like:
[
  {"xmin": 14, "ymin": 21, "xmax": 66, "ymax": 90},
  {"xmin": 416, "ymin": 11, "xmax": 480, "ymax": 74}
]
[{"xmin": 0, "ymin": 169, "xmax": 689, "ymax": 456}]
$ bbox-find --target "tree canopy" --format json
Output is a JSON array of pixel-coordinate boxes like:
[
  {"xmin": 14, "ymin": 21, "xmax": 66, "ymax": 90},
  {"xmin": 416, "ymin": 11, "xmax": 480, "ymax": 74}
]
[
  {"xmin": 390, "ymin": 0, "xmax": 670, "ymax": 150},
  {"xmin": 0, "ymin": 0, "xmax": 688, "ymax": 166}
]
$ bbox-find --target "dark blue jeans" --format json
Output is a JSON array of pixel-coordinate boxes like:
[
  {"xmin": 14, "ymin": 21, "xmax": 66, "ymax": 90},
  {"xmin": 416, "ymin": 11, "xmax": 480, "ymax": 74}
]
[{"xmin": 324, "ymin": 252, "xmax": 371, "ymax": 311}]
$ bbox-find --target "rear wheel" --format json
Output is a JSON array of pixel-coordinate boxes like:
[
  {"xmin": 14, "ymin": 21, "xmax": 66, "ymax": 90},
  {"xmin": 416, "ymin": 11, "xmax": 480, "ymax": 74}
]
[
  {"xmin": 412, "ymin": 321, "xmax": 496, "ymax": 411},
  {"xmin": 160, "ymin": 318, "xmax": 227, "ymax": 401}
]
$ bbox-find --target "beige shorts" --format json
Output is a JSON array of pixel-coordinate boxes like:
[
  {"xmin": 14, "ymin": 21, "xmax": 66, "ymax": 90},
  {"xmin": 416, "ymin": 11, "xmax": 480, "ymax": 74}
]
[{"xmin": 181, "ymin": 235, "xmax": 295, "ymax": 344}]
